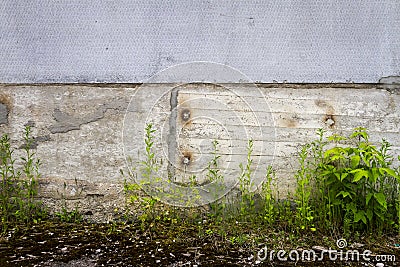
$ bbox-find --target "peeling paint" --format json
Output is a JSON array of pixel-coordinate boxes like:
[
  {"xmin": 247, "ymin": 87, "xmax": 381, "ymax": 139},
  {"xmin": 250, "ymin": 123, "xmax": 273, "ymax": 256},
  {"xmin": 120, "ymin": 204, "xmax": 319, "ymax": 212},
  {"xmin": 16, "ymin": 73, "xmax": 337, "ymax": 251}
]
[
  {"xmin": 49, "ymin": 99, "xmax": 129, "ymax": 134},
  {"xmin": 49, "ymin": 108, "xmax": 81, "ymax": 133},
  {"xmin": 19, "ymin": 135, "xmax": 51, "ymax": 149}
]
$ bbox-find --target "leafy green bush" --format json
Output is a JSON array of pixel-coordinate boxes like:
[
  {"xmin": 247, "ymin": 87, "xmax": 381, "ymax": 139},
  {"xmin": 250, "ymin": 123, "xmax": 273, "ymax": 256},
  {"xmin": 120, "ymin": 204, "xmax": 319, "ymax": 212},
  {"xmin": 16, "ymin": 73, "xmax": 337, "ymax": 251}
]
[{"xmin": 296, "ymin": 127, "xmax": 400, "ymax": 235}]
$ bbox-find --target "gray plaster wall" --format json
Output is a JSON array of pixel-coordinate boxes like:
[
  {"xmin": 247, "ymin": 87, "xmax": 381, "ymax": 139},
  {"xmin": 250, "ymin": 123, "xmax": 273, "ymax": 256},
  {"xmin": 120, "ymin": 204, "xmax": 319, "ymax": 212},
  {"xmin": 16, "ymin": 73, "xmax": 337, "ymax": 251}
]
[
  {"xmin": 0, "ymin": 84, "xmax": 399, "ymax": 220},
  {"xmin": 1, "ymin": 0, "xmax": 399, "ymax": 83}
]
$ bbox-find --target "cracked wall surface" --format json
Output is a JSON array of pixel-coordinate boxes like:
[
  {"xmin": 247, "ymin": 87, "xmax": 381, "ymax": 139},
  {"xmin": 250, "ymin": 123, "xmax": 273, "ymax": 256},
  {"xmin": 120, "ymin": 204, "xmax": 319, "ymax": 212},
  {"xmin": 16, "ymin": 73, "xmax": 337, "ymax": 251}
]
[
  {"xmin": 0, "ymin": 85, "xmax": 137, "ymax": 221},
  {"xmin": 0, "ymin": 84, "xmax": 399, "ymax": 221}
]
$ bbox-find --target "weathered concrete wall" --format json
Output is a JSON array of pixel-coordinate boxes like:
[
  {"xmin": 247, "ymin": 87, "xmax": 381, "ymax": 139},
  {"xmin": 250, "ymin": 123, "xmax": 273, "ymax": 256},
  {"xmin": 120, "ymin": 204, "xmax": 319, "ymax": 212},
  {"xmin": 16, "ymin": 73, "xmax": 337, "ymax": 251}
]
[{"xmin": 0, "ymin": 84, "xmax": 399, "ymax": 220}]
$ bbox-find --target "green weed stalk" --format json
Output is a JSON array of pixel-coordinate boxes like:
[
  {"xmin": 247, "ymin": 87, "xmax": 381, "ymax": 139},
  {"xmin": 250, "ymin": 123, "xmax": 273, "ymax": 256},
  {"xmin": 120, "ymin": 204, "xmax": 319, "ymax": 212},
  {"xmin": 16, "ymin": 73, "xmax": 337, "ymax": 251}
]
[
  {"xmin": 238, "ymin": 139, "xmax": 255, "ymax": 219},
  {"xmin": 262, "ymin": 166, "xmax": 276, "ymax": 225},
  {"xmin": 294, "ymin": 144, "xmax": 315, "ymax": 232}
]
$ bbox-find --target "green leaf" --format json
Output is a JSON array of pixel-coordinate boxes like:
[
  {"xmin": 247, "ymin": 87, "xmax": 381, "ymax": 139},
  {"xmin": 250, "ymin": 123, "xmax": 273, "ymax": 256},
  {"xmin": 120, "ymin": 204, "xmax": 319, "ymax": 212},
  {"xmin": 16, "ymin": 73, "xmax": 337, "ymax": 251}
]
[
  {"xmin": 340, "ymin": 172, "xmax": 349, "ymax": 181},
  {"xmin": 350, "ymin": 128, "xmax": 368, "ymax": 140},
  {"xmin": 331, "ymin": 155, "xmax": 342, "ymax": 161},
  {"xmin": 379, "ymin": 167, "xmax": 397, "ymax": 178},
  {"xmin": 370, "ymin": 168, "xmax": 379, "ymax": 183},
  {"xmin": 354, "ymin": 210, "xmax": 366, "ymax": 224},
  {"xmin": 352, "ymin": 169, "xmax": 369, "ymax": 182},
  {"xmin": 375, "ymin": 154, "xmax": 384, "ymax": 162},
  {"xmin": 346, "ymin": 203, "xmax": 357, "ymax": 213},
  {"xmin": 328, "ymin": 134, "xmax": 347, "ymax": 142},
  {"xmin": 336, "ymin": 191, "xmax": 352, "ymax": 199},
  {"xmin": 373, "ymin": 193, "xmax": 387, "ymax": 210},
  {"xmin": 324, "ymin": 147, "xmax": 339, "ymax": 158},
  {"xmin": 350, "ymin": 155, "xmax": 360, "ymax": 168},
  {"xmin": 360, "ymin": 151, "xmax": 373, "ymax": 166},
  {"xmin": 366, "ymin": 193, "xmax": 373, "ymax": 205}
]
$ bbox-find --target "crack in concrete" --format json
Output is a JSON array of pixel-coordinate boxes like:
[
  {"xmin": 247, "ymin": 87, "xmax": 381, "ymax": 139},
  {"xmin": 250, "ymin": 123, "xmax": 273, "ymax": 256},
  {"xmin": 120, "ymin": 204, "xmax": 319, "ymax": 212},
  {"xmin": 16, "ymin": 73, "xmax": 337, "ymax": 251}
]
[
  {"xmin": 167, "ymin": 87, "xmax": 179, "ymax": 180},
  {"xmin": 0, "ymin": 102, "xmax": 9, "ymax": 125}
]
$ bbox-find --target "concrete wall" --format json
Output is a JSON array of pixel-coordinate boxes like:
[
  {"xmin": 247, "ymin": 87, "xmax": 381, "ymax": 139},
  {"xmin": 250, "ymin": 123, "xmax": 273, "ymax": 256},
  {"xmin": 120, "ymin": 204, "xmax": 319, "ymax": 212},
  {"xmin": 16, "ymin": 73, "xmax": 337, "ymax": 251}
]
[
  {"xmin": 1, "ymin": 1, "xmax": 400, "ymax": 220},
  {"xmin": 1, "ymin": 83, "xmax": 399, "ymax": 220}
]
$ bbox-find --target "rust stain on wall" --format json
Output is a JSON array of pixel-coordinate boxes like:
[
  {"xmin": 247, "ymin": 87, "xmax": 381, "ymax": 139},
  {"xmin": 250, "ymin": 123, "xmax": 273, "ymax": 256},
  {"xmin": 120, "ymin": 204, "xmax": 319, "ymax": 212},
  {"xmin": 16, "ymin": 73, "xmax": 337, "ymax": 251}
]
[
  {"xmin": 181, "ymin": 150, "xmax": 193, "ymax": 167},
  {"xmin": 180, "ymin": 108, "xmax": 191, "ymax": 123},
  {"xmin": 315, "ymin": 99, "xmax": 336, "ymax": 128},
  {"xmin": 176, "ymin": 93, "xmax": 193, "ymax": 127},
  {"xmin": 0, "ymin": 93, "xmax": 12, "ymax": 107},
  {"xmin": 277, "ymin": 114, "xmax": 299, "ymax": 128}
]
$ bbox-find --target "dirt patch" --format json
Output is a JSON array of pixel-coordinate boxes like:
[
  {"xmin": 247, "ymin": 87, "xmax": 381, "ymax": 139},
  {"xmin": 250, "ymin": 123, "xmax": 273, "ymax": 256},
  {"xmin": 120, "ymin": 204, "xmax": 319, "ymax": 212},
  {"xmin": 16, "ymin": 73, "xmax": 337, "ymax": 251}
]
[{"xmin": 1, "ymin": 222, "xmax": 398, "ymax": 267}]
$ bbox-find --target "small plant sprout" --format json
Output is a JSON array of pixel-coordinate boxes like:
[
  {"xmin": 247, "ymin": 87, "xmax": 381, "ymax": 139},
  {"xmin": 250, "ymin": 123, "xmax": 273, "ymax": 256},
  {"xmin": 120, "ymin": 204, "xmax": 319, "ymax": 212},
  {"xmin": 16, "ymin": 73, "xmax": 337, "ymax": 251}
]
[
  {"xmin": 262, "ymin": 166, "xmax": 276, "ymax": 225},
  {"xmin": 238, "ymin": 139, "xmax": 255, "ymax": 217},
  {"xmin": 206, "ymin": 140, "xmax": 223, "ymax": 183},
  {"xmin": 142, "ymin": 123, "xmax": 159, "ymax": 184}
]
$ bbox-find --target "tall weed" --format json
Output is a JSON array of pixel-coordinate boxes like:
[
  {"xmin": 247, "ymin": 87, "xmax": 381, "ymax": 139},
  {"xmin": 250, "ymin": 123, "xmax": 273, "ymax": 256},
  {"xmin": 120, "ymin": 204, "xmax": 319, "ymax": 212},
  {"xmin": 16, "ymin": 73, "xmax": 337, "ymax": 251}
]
[{"xmin": 0, "ymin": 126, "xmax": 45, "ymax": 233}]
